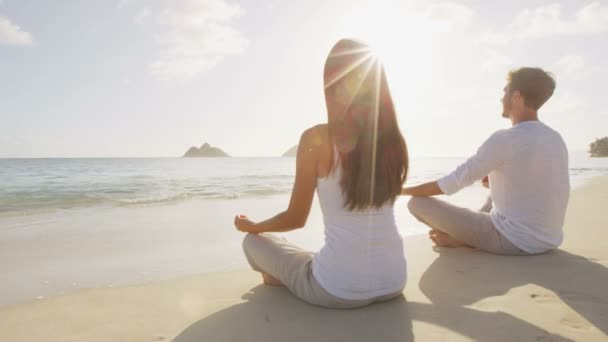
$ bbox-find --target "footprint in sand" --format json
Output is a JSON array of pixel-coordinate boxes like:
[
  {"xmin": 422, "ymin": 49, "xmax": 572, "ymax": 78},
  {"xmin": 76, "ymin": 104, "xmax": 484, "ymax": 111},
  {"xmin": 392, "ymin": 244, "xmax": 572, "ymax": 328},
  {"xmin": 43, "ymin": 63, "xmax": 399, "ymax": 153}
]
[
  {"xmin": 560, "ymin": 315, "xmax": 593, "ymax": 331},
  {"xmin": 530, "ymin": 292, "xmax": 596, "ymax": 331},
  {"xmin": 530, "ymin": 293, "xmax": 559, "ymax": 304}
]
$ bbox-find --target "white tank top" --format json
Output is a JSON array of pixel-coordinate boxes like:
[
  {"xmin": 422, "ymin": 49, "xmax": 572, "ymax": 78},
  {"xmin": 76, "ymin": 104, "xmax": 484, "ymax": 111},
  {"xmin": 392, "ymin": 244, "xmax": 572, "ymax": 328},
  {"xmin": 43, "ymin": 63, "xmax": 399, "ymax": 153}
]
[{"xmin": 311, "ymin": 147, "xmax": 407, "ymax": 300}]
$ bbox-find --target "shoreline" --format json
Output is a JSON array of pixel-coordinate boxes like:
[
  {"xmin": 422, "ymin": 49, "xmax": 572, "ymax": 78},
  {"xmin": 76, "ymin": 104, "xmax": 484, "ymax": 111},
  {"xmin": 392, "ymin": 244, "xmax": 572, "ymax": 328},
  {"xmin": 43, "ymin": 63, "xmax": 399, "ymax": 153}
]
[
  {"xmin": 0, "ymin": 184, "xmax": 494, "ymax": 308},
  {"xmin": 0, "ymin": 171, "xmax": 600, "ymax": 221},
  {"xmin": 0, "ymin": 176, "xmax": 607, "ymax": 340}
]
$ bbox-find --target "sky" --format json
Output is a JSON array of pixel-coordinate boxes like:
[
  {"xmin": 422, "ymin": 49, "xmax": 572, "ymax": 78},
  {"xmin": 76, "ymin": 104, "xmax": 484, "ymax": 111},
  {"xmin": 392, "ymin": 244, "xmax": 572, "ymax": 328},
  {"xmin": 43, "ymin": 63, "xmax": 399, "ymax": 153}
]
[{"xmin": 1, "ymin": 0, "xmax": 607, "ymax": 157}]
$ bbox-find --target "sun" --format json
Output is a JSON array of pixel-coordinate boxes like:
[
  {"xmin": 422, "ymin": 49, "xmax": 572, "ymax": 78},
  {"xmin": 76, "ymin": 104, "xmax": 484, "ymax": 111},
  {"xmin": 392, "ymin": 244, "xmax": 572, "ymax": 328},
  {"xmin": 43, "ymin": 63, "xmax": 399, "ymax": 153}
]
[{"xmin": 334, "ymin": 0, "xmax": 439, "ymax": 109}]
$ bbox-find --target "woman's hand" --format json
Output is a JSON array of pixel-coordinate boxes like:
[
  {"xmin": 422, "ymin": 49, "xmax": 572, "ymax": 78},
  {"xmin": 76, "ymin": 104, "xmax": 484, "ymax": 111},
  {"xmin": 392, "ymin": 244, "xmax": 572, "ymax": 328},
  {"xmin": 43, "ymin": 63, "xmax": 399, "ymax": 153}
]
[{"xmin": 234, "ymin": 214, "xmax": 257, "ymax": 233}]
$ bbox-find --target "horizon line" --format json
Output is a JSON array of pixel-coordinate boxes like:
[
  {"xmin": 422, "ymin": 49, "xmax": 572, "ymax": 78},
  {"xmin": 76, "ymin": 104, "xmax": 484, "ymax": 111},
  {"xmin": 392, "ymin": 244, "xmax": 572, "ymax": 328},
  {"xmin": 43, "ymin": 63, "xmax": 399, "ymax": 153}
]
[{"xmin": 0, "ymin": 151, "xmax": 592, "ymax": 160}]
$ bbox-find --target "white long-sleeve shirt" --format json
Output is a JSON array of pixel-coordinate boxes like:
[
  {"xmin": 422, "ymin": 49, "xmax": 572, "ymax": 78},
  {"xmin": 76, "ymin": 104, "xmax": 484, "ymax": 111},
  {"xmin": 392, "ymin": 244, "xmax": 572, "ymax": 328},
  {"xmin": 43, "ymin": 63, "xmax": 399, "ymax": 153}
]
[{"xmin": 437, "ymin": 121, "xmax": 570, "ymax": 254}]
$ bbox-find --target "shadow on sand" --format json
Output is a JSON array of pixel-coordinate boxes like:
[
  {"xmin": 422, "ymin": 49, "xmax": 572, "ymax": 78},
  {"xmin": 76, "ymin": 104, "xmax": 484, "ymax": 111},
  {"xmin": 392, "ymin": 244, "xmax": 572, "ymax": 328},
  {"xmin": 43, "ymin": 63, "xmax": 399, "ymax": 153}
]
[
  {"xmin": 419, "ymin": 247, "xmax": 608, "ymax": 337},
  {"xmin": 174, "ymin": 269, "xmax": 577, "ymax": 342},
  {"xmin": 174, "ymin": 285, "xmax": 413, "ymax": 342}
]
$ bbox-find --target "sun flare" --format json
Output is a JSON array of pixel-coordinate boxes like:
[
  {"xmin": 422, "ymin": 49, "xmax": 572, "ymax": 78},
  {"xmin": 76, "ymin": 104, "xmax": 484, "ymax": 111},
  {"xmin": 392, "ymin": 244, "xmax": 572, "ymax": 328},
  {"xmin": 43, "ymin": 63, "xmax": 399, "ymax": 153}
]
[{"xmin": 335, "ymin": 1, "xmax": 439, "ymax": 109}]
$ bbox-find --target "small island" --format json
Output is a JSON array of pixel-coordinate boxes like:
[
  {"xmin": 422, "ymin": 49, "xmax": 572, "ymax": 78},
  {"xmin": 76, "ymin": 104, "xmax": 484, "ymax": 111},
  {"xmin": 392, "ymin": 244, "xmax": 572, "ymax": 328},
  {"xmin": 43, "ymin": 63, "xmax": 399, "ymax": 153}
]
[
  {"xmin": 282, "ymin": 145, "xmax": 298, "ymax": 157},
  {"xmin": 589, "ymin": 137, "xmax": 608, "ymax": 157},
  {"xmin": 183, "ymin": 143, "xmax": 230, "ymax": 157}
]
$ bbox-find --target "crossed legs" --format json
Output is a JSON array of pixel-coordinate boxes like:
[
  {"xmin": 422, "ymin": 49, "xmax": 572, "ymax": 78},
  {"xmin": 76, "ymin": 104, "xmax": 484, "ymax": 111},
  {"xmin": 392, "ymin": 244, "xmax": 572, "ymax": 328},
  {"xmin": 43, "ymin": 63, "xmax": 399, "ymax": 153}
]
[{"xmin": 407, "ymin": 196, "xmax": 528, "ymax": 255}]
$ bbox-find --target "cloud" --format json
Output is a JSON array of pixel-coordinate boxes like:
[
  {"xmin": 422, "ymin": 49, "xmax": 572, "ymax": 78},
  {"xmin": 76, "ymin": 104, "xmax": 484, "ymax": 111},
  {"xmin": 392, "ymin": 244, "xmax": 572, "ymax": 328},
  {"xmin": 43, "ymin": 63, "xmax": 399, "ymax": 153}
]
[
  {"xmin": 481, "ymin": 2, "xmax": 608, "ymax": 45},
  {"xmin": 426, "ymin": 2, "xmax": 474, "ymax": 31},
  {"xmin": 543, "ymin": 93, "xmax": 591, "ymax": 117},
  {"xmin": 0, "ymin": 15, "xmax": 33, "ymax": 46},
  {"xmin": 481, "ymin": 54, "xmax": 513, "ymax": 73},
  {"xmin": 551, "ymin": 54, "xmax": 586, "ymax": 80},
  {"xmin": 149, "ymin": 0, "xmax": 248, "ymax": 80}
]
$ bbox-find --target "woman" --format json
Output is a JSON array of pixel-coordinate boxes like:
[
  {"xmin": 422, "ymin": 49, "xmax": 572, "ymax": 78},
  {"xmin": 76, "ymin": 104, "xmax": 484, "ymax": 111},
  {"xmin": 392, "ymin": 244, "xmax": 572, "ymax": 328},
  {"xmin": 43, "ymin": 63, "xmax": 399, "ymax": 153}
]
[{"xmin": 234, "ymin": 39, "xmax": 409, "ymax": 309}]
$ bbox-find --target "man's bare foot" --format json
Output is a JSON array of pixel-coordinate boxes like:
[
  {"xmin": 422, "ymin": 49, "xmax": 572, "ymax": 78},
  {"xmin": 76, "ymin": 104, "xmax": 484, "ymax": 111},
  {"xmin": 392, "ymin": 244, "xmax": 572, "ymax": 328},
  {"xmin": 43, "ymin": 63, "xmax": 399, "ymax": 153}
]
[
  {"xmin": 429, "ymin": 229, "xmax": 472, "ymax": 248},
  {"xmin": 262, "ymin": 272, "xmax": 285, "ymax": 287}
]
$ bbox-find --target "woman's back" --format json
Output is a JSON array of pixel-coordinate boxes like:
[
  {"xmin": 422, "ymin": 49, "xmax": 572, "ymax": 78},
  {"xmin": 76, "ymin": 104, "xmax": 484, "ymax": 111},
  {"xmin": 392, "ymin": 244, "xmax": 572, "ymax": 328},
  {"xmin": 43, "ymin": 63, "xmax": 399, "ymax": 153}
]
[
  {"xmin": 312, "ymin": 144, "xmax": 407, "ymax": 300},
  {"xmin": 237, "ymin": 39, "xmax": 408, "ymax": 308}
]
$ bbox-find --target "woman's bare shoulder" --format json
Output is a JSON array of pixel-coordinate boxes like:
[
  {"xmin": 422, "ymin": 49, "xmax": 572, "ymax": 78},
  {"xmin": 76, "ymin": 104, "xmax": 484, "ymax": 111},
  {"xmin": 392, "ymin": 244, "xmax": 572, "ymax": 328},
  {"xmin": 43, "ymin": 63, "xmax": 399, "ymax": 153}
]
[
  {"xmin": 299, "ymin": 125, "xmax": 332, "ymax": 177},
  {"xmin": 299, "ymin": 124, "xmax": 329, "ymax": 149}
]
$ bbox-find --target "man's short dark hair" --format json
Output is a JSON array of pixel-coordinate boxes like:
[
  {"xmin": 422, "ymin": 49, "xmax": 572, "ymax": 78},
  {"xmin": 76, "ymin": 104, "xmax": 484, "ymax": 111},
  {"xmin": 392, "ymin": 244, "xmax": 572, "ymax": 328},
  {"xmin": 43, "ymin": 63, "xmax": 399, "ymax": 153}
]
[{"xmin": 507, "ymin": 67, "xmax": 556, "ymax": 110}]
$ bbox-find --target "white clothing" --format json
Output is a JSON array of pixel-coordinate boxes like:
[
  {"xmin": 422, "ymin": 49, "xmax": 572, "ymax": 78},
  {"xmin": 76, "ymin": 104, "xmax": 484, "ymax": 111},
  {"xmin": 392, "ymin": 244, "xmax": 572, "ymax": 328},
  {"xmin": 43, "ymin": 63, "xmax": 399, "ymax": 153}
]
[
  {"xmin": 312, "ymin": 151, "xmax": 407, "ymax": 300},
  {"xmin": 438, "ymin": 121, "xmax": 570, "ymax": 254}
]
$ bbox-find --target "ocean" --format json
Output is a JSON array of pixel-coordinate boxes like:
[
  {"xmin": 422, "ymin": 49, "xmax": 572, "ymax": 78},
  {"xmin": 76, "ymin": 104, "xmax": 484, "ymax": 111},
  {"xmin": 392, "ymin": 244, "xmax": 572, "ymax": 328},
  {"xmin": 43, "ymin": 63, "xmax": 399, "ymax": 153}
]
[
  {"xmin": 0, "ymin": 153, "xmax": 606, "ymax": 306},
  {"xmin": 2, "ymin": 153, "xmax": 606, "ymax": 216}
]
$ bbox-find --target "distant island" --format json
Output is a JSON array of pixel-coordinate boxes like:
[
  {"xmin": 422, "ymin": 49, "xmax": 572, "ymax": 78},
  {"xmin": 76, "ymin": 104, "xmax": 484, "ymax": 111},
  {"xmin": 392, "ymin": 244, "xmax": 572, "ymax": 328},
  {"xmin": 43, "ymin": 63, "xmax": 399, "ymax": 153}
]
[
  {"xmin": 589, "ymin": 137, "xmax": 608, "ymax": 157},
  {"xmin": 282, "ymin": 145, "xmax": 298, "ymax": 157},
  {"xmin": 183, "ymin": 143, "xmax": 230, "ymax": 157}
]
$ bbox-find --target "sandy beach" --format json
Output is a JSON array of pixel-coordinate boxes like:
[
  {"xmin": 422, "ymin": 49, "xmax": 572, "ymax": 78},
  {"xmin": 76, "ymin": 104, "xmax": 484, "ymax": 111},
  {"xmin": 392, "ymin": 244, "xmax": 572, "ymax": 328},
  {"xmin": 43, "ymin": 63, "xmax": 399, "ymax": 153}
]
[{"xmin": 1, "ymin": 176, "xmax": 607, "ymax": 341}]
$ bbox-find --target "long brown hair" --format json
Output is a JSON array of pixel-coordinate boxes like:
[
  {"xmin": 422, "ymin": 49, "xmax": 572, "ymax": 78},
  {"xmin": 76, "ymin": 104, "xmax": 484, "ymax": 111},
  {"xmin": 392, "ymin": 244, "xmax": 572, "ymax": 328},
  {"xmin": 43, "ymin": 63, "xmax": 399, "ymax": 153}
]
[{"xmin": 323, "ymin": 39, "xmax": 408, "ymax": 211}]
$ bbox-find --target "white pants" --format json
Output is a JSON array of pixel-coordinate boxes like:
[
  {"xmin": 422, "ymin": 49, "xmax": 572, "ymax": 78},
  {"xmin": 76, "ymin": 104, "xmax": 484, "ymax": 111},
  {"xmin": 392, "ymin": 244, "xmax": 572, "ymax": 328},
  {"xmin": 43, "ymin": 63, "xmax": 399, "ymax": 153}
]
[
  {"xmin": 407, "ymin": 196, "xmax": 530, "ymax": 256},
  {"xmin": 242, "ymin": 233, "xmax": 404, "ymax": 309}
]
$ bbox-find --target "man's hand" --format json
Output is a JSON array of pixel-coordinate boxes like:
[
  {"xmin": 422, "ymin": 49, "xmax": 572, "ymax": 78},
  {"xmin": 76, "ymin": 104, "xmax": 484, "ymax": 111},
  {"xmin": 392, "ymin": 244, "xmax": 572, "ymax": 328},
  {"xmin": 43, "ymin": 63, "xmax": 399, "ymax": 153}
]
[
  {"xmin": 481, "ymin": 176, "xmax": 490, "ymax": 189},
  {"xmin": 234, "ymin": 214, "xmax": 257, "ymax": 233}
]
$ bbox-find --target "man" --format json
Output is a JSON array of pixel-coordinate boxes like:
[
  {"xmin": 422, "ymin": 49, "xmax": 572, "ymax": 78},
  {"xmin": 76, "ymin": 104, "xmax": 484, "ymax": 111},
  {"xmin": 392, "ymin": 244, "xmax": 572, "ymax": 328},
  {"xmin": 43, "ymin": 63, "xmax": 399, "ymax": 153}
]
[{"xmin": 403, "ymin": 67, "xmax": 570, "ymax": 255}]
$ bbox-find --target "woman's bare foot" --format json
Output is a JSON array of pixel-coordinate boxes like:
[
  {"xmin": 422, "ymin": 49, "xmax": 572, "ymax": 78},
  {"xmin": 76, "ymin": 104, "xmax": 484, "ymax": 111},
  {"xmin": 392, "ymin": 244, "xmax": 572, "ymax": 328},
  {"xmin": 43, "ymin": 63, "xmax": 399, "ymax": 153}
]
[
  {"xmin": 262, "ymin": 272, "xmax": 285, "ymax": 287},
  {"xmin": 429, "ymin": 229, "xmax": 472, "ymax": 248}
]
